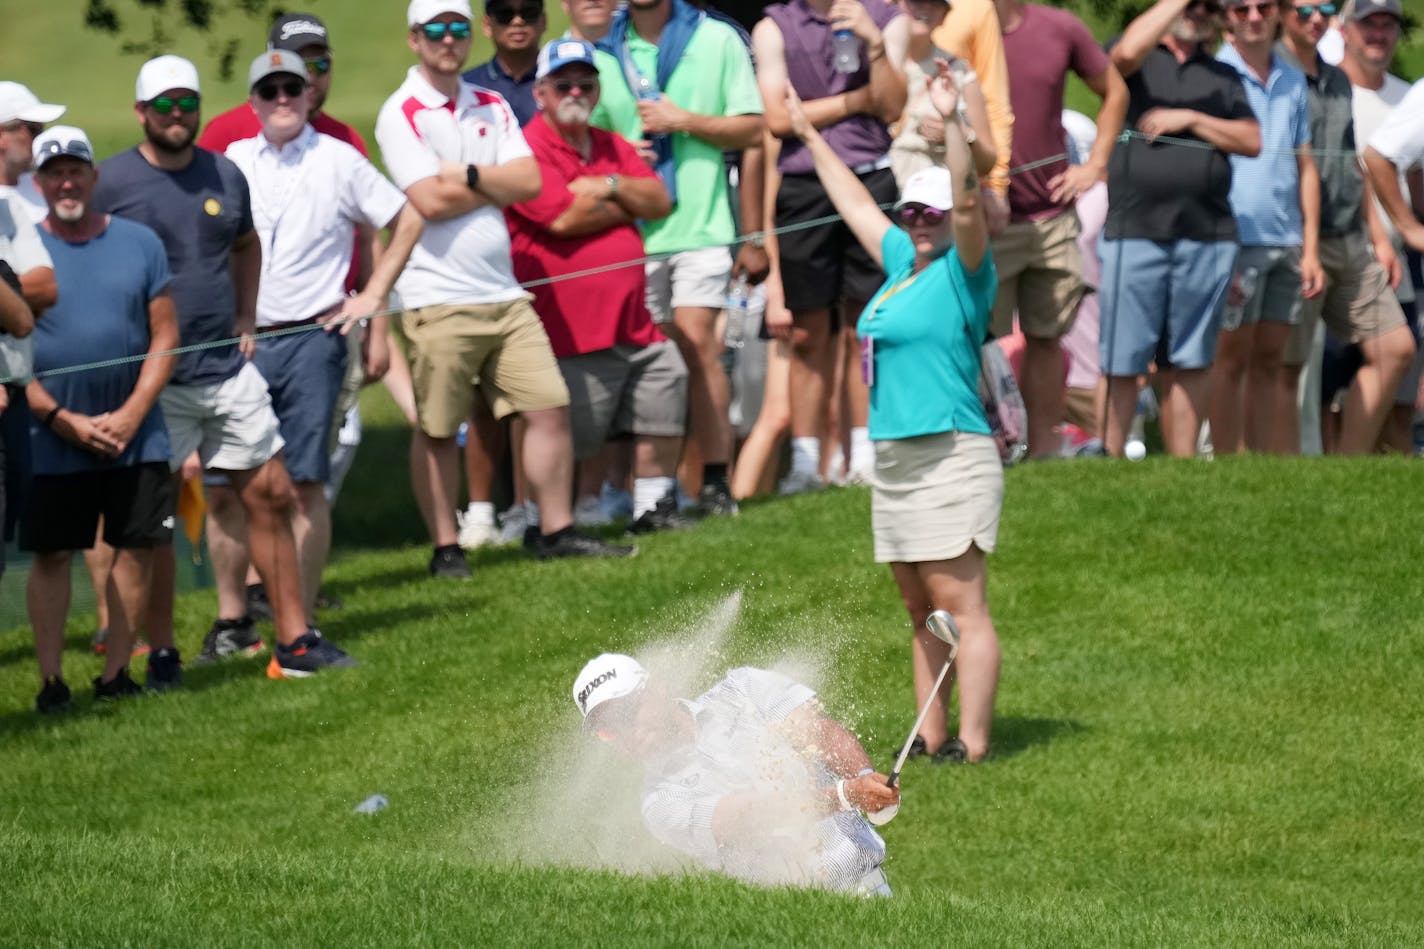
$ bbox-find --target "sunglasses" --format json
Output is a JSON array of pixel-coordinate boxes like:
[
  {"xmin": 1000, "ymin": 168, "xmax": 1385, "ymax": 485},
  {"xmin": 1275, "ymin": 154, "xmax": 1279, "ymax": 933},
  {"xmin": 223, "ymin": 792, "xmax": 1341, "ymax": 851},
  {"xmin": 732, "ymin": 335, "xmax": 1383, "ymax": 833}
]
[
  {"xmin": 550, "ymin": 78, "xmax": 598, "ymax": 96},
  {"xmin": 35, "ymin": 139, "xmax": 94, "ymax": 166},
  {"xmin": 255, "ymin": 78, "xmax": 306, "ymax": 101},
  {"xmin": 1292, "ymin": 2, "xmax": 1336, "ymax": 17},
  {"xmin": 418, "ymin": 20, "xmax": 474, "ymax": 40},
  {"xmin": 489, "ymin": 3, "xmax": 545, "ymax": 24},
  {"xmin": 147, "ymin": 95, "xmax": 201, "ymax": 115},
  {"xmin": 1227, "ymin": 2, "xmax": 1274, "ymax": 17},
  {"xmin": 304, "ymin": 56, "xmax": 332, "ymax": 76},
  {"xmin": 896, "ymin": 205, "xmax": 947, "ymax": 227}
]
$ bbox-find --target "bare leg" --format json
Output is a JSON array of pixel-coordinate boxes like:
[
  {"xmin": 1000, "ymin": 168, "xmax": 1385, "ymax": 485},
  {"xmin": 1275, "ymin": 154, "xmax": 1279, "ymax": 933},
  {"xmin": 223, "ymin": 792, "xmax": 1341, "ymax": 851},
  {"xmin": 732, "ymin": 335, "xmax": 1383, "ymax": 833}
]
[
  {"xmin": 1021, "ymin": 335, "xmax": 1067, "ymax": 458},
  {"xmin": 920, "ymin": 548, "xmax": 999, "ymax": 761},
  {"xmin": 227, "ymin": 457, "xmax": 306, "ymax": 645},
  {"xmin": 788, "ymin": 309, "xmax": 833, "ymax": 441},
  {"xmin": 521, "ymin": 406, "xmax": 576, "ymax": 533},
  {"xmin": 1337, "ymin": 325, "xmax": 1415, "ymax": 455},
  {"xmin": 465, "ymin": 398, "xmax": 505, "ymax": 505},
  {"xmin": 1245, "ymin": 321, "xmax": 1290, "ymax": 453},
  {"xmin": 1103, "ymin": 374, "xmax": 1139, "ymax": 458},
  {"xmin": 890, "ymin": 562, "xmax": 948, "ymax": 753},
  {"xmin": 381, "ymin": 327, "xmax": 419, "ymax": 427},
  {"xmin": 1209, "ymin": 325, "xmax": 1252, "ymax": 455},
  {"xmin": 28, "ymin": 550, "xmax": 73, "ymax": 681},
  {"xmin": 144, "ymin": 541, "xmax": 177, "ymax": 646},
  {"xmin": 1160, "ymin": 368, "xmax": 1212, "ymax": 458},
  {"xmin": 667, "ymin": 305, "xmax": 732, "ymax": 497},
  {"xmin": 634, "ymin": 434, "xmax": 683, "ymax": 478},
  {"xmin": 1275, "ymin": 363, "xmax": 1304, "ymax": 456},
  {"xmin": 104, "ymin": 547, "xmax": 154, "ymax": 681},
  {"xmin": 292, "ymin": 482, "xmax": 331, "ymax": 624},
  {"xmin": 411, "ymin": 430, "xmax": 461, "ymax": 547},
  {"xmin": 82, "ymin": 527, "xmax": 114, "ymax": 636},
  {"xmin": 732, "ymin": 338, "xmax": 791, "ymax": 499},
  {"xmin": 205, "ymin": 482, "xmax": 250, "ymax": 620}
]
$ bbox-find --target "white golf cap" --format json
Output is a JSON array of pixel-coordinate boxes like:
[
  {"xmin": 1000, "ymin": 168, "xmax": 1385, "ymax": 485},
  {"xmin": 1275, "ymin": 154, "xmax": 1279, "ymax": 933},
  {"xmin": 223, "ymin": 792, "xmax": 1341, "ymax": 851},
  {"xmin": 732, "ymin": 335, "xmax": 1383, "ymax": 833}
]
[
  {"xmin": 135, "ymin": 55, "xmax": 201, "ymax": 102},
  {"xmin": 407, "ymin": 0, "xmax": 474, "ymax": 26},
  {"xmin": 248, "ymin": 49, "xmax": 307, "ymax": 89},
  {"xmin": 893, "ymin": 166, "xmax": 953, "ymax": 212},
  {"xmin": 0, "ymin": 82, "xmax": 66, "ymax": 125},
  {"xmin": 572, "ymin": 653, "xmax": 647, "ymax": 729},
  {"xmin": 32, "ymin": 125, "xmax": 94, "ymax": 170}
]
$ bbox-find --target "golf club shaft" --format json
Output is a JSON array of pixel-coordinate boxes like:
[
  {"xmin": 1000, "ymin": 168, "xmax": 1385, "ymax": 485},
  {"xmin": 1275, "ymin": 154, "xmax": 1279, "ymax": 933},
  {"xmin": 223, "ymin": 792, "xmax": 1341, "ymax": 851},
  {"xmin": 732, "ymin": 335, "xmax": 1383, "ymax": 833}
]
[{"xmin": 886, "ymin": 652, "xmax": 956, "ymax": 789}]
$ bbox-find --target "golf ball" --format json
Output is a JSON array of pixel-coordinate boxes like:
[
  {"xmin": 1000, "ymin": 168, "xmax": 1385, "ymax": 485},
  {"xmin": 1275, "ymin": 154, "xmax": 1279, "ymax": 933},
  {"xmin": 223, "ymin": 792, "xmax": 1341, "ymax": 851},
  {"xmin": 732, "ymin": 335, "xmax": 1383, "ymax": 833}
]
[{"xmin": 1125, "ymin": 440, "xmax": 1146, "ymax": 461}]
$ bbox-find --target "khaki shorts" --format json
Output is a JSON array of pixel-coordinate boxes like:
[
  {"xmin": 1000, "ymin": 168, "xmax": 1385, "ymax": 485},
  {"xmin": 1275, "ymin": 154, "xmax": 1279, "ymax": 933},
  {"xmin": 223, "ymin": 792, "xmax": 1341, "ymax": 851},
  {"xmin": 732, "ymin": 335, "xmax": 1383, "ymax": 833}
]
[
  {"xmin": 401, "ymin": 298, "xmax": 570, "ymax": 438},
  {"xmin": 645, "ymin": 246, "xmax": 733, "ymax": 324},
  {"xmin": 160, "ymin": 361, "xmax": 284, "ymax": 473},
  {"xmin": 1285, "ymin": 231, "xmax": 1407, "ymax": 366},
  {"xmin": 870, "ymin": 430, "xmax": 1003, "ymax": 564},
  {"xmin": 559, "ymin": 340, "xmax": 688, "ymax": 459},
  {"xmin": 990, "ymin": 210, "xmax": 1086, "ymax": 340}
]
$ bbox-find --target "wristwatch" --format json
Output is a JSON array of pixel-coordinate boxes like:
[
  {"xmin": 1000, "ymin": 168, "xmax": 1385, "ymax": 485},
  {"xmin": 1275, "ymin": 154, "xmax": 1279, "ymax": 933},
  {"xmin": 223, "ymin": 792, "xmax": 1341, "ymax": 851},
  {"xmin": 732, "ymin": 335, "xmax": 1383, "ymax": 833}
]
[
  {"xmin": 605, "ymin": 174, "xmax": 619, "ymax": 197},
  {"xmin": 466, "ymin": 163, "xmax": 480, "ymax": 191}
]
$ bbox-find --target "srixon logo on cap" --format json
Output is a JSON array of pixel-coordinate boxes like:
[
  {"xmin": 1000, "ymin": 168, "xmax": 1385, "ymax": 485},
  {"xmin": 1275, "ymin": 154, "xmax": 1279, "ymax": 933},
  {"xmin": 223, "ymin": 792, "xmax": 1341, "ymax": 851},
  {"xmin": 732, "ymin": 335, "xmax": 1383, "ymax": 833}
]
[{"xmin": 577, "ymin": 668, "xmax": 617, "ymax": 712}]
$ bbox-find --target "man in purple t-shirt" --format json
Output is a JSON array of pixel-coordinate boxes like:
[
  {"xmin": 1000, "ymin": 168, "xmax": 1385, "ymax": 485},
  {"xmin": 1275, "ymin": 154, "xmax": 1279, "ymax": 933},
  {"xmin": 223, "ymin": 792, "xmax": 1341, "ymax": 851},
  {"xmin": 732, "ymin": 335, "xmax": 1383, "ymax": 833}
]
[
  {"xmin": 993, "ymin": 0, "xmax": 1126, "ymax": 458},
  {"xmin": 753, "ymin": 0, "xmax": 909, "ymax": 492}
]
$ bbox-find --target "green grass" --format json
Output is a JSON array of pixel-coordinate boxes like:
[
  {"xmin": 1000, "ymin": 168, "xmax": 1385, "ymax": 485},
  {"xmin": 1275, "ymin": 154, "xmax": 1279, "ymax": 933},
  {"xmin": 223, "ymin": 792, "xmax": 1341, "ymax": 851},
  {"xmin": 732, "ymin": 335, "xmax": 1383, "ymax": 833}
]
[{"xmin": 2, "ymin": 387, "xmax": 1422, "ymax": 944}]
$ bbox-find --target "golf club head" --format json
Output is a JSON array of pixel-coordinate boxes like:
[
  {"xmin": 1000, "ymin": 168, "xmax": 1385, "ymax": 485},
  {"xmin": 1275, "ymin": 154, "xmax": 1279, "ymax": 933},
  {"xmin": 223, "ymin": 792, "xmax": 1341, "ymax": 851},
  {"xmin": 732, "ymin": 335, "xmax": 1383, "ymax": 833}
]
[
  {"xmin": 866, "ymin": 802, "xmax": 899, "ymax": 826},
  {"xmin": 926, "ymin": 610, "xmax": 961, "ymax": 649}
]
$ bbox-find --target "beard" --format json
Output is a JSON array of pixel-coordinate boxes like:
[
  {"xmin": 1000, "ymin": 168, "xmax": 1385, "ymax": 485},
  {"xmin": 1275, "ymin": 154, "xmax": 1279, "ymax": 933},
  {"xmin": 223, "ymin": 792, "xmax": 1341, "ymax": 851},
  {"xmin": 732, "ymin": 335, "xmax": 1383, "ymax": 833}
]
[
  {"xmin": 142, "ymin": 117, "xmax": 196, "ymax": 154},
  {"xmin": 53, "ymin": 199, "xmax": 86, "ymax": 223},
  {"xmin": 554, "ymin": 98, "xmax": 594, "ymax": 125}
]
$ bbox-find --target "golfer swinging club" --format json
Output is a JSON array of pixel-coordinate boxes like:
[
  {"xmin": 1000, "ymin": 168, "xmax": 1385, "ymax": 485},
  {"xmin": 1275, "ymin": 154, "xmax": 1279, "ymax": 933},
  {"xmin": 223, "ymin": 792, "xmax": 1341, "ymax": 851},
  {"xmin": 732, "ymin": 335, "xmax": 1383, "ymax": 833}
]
[{"xmin": 573, "ymin": 653, "xmax": 900, "ymax": 895}]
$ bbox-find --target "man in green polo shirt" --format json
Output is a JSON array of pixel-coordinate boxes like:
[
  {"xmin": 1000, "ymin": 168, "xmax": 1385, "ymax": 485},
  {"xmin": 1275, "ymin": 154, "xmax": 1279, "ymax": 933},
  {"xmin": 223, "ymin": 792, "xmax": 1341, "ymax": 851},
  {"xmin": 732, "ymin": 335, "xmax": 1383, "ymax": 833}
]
[{"xmin": 591, "ymin": 0, "xmax": 762, "ymax": 515}]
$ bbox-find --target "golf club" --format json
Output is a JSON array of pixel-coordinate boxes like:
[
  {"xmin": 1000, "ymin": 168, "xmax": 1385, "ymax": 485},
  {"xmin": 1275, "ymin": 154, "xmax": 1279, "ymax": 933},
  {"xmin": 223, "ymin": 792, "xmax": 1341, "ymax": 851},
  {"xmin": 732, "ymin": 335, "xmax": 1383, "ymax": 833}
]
[{"xmin": 865, "ymin": 609, "xmax": 961, "ymax": 827}]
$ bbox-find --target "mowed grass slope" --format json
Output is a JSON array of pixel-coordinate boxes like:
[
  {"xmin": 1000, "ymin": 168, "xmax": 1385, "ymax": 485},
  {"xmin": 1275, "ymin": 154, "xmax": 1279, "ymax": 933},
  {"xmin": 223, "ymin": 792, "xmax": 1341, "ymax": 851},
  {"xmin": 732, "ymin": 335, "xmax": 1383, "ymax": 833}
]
[{"xmin": 2, "ymin": 424, "xmax": 1422, "ymax": 945}]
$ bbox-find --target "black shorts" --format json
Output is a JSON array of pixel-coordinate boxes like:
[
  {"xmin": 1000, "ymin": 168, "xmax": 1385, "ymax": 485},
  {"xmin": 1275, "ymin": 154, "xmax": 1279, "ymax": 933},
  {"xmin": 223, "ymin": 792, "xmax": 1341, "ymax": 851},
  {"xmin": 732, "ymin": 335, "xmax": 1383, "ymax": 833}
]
[
  {"xmin": 20, "ymin": 462, "xmax": 175, "ymax": 553},
  {"xmin": 775, "ymin": 166, "xmax": 898, "ymax": 317}
]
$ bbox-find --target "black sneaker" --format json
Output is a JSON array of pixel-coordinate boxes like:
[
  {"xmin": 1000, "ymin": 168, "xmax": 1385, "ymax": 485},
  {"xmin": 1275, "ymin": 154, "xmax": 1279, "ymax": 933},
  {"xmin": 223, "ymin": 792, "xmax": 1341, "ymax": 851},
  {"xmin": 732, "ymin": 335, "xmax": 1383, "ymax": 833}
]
[
  {"xmin": 246, "ymin": 583, "xmax": 274, "ymax": 622},
  {"xmin": 697, "ymin": 481, "xmax": 740, "ymax": 517},
  {"xmin": 35, "ymin": 676, "xmax": 71, "ymax": 715},
  {"xmin": 193, "ymin": 616, "xmax": 265, "ymax": 665},
  {"xmin": 146, "ymin": 647, "xmax": 183, "ymax": 691},
  {"xmin": 429, "ymin": 544, "xmax": 471, "ymax": 579},
  {"xmin": 628, "ymin": 495, "xmax": 697, "ymax": 534},
  {"xmin": 266, "ymin": 629, "xmax": 357, "ymax": 679},
  {"xmin": 526, "ymin": 526, "xmax": 637, "ymax": 560},
  {"xmin": 94, "ymin": 668, "xmax": 143, "ymax": 701}
]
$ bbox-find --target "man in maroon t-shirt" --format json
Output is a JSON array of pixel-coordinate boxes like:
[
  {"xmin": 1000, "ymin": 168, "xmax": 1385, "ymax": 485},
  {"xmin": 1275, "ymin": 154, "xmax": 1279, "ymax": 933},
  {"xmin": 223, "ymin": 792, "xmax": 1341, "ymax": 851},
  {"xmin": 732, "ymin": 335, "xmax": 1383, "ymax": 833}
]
[
  {"xmin": 507, "ymin": 40, "xmax": 690, "ymax": 534},
  {"xmin": 992, "ymin": 0, "xmax": 1126, "ymax": 457}
]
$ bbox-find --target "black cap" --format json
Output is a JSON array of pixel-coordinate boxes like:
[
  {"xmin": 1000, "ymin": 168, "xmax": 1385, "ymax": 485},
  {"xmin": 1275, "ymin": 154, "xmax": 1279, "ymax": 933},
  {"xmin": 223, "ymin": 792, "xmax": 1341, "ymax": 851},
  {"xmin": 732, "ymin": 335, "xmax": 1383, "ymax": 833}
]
[{"xmin": 268, "ymin": 13, "xmax": 330, "ymax": 52}]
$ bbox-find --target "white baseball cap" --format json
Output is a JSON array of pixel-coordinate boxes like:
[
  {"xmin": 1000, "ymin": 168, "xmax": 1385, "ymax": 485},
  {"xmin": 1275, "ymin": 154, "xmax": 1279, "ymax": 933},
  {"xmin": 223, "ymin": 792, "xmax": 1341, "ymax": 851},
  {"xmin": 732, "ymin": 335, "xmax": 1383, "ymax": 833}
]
[
  {"xmin": 32, "ymin": 125, "xmax": 95, "ymax": 170},
  {"xmin": 893, "ymin": 166, "xmax": 953, "ymax": 212},
  {"xmin": 572, "ymin": 653, "xmax": 648, "ymax": 730},
  {"xmin": 407, "ymin": 0, "xmax": 474, "ymax": 26},
  {"xmin": 0, "ymin": 82, "xmax": 66, "ymax": 125},
  {"xmin": 135, "ymin": 55, "xmax": 202, "ymax": 103}
]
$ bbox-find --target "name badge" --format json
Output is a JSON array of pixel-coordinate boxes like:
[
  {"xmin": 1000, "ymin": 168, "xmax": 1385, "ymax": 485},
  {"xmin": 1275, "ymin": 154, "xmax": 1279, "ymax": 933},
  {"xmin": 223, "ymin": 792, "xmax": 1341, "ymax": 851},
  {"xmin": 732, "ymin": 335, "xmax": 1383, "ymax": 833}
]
[{"xmin": 860, "ymin": 335, "xmax": 875, "ymax": 387}]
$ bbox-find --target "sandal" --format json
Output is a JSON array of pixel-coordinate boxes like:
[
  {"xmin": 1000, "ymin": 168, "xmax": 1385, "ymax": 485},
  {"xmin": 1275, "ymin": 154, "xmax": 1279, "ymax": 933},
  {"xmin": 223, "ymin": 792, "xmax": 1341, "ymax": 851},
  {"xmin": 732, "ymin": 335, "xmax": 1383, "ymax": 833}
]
[{"xmin": 931, "ymin": 738, "xmax": 969, "ymax": 764}]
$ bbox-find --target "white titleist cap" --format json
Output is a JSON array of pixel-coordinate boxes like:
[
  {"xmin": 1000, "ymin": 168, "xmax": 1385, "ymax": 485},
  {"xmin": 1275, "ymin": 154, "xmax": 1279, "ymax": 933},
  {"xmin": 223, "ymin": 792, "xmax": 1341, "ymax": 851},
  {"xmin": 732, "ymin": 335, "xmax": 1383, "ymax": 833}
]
[
  {"xmin": 136, "ymin": 55, "xmax": 201, "ymax": 102},
  {"xmin": 572, "ymin": 653, "xmax": 647, "ymax": 729},
  {"xmin": 894, "ymin": 166, "xmax": 953, "ymax": 212},
  {"xmin": 407, "ymin": 0, "xmax": 474, "ymax": 26},
  {"xmin": 0, "ymin": 82, "xmax": 65, "ymax": 125}
]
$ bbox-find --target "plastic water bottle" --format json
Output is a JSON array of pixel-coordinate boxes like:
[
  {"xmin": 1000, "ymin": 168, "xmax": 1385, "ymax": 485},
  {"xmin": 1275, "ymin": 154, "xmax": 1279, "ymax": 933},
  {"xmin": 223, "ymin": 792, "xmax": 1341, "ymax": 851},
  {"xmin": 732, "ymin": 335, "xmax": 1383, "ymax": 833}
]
[
  {"xmin": 353, "ymin": 794, "xmax": 388, "ymax": 814},
  {"xmin": 833, "ymin": 29, "xmax": 860, "ymax": 74},
  {"xmin": 724, "ymin": 274, "xmax": 750, "ymax": 350},
  {"xmin": 1223, "ymin": 266, "xmax": 1259, "ymax": 327}
]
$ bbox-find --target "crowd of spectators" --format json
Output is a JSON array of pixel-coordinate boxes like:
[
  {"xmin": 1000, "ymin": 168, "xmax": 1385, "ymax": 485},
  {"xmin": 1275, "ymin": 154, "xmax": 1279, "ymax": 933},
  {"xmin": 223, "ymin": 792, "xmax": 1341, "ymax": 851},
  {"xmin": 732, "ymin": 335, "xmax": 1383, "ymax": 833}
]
[{"xmin": 1, "ymin": 0, "xmax": 1421, "ymax": 729}]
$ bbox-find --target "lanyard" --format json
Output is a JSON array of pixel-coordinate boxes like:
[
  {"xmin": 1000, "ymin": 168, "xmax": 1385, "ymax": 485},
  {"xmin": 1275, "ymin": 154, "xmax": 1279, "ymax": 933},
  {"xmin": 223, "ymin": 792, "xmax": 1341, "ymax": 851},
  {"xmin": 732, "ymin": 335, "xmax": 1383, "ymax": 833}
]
[{"xmin": 864, "ymin": 269, "xmax": 922, "ymax": 325}]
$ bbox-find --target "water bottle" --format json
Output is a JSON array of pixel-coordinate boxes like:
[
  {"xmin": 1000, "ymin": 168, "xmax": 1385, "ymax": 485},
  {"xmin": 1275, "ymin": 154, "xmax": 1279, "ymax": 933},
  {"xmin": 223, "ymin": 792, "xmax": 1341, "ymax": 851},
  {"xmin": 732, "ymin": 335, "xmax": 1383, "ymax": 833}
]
[
  {"xmin": 724, "ymin": 274, "xmax": 750, "ymax": 350},
  {"xmin": 833, "ymin": 29, "xmax": 859, "ymax": 74},
  {"xmin": 1223, "ymin": 265, "xmax": 1259, "ymax": 327}
]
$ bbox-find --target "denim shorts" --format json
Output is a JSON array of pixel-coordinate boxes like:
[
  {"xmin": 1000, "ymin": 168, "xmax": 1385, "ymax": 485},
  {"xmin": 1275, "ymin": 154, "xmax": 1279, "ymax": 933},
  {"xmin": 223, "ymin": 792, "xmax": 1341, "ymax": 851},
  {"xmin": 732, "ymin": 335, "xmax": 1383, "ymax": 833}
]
[{"xmin": 1098, "ymin": 237, "xmax": 1237, "ymax": 375}]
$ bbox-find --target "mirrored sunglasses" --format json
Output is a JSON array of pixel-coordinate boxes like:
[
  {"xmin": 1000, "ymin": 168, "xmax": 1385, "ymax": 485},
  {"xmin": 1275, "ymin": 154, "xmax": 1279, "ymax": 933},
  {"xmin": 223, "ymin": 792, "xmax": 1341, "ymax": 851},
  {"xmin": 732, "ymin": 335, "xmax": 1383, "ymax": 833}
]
[{"xmin": 147, "ymin": 95, "xmax": 201, "ymax": 115}]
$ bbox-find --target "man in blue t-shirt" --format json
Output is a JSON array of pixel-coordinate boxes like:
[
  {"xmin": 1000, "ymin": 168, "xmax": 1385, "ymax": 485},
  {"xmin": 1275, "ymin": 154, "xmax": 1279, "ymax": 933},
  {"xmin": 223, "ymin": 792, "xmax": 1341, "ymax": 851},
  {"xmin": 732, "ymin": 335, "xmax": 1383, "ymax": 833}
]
[
  {"xmin": 93, "ymin": 55, "xmax": 355, "ymax": 679},
  {"xmin": 22, "ymin": 127, "xmax": 178, "ymax": 713}
]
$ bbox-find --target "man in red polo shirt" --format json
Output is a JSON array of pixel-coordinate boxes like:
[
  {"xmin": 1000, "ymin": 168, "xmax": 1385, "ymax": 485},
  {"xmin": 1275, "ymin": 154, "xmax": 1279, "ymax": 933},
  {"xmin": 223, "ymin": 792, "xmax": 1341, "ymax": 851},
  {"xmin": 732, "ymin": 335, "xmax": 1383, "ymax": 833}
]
[{"xmin": 506, "ymin": 39, "xmax": 690, "ymax": 533}]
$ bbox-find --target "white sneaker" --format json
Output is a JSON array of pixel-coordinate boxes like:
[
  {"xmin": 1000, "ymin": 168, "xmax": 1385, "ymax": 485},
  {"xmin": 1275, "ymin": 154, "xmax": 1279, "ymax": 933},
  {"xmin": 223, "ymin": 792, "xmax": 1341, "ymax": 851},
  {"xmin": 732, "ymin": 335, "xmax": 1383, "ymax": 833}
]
[
  {"xmin": 573, "ymin": 494, "xmax": 611, "ymax": 527},
  {"xmin": 499, "ymin": 504, "xmax": 529, "ymax": 545},
  {"xmin": 456, "ymin": 507, "xmax": 502, "ymax": 550},
  {"xmin": 844, "ymin": 463, "xmax": 874, "ymax": 486},
  {"xmin": 777, "ymin": 469, "xmax": 825, "ymax": 496}
]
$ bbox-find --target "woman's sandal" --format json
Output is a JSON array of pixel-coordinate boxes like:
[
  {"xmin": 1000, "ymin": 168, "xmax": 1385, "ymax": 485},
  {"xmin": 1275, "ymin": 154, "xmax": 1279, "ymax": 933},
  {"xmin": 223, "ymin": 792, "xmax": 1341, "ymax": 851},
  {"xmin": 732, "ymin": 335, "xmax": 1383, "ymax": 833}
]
[{"xmin": 931, "ymin": 737, "xmax": 969, "ymax": 764}]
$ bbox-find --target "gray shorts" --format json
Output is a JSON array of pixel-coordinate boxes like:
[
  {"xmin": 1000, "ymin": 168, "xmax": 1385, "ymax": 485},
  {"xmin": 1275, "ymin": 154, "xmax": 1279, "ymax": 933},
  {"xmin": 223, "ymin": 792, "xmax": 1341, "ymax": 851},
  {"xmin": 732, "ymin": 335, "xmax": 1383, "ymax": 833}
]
[
  {"xmin": 1221, "ymin": 245, "xmax": 1303, "ymax": 333},
  {"xmin": 558, "ymin": 340, "xmax": 688, "ymax": 460}
]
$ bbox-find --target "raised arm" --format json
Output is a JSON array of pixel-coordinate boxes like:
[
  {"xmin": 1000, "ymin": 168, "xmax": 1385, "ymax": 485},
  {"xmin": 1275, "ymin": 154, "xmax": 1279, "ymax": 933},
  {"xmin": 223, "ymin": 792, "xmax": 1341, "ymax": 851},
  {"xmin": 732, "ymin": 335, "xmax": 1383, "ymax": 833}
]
[
  {"xmin": 784, "ymin": 83, "xmax": 893, "ymax": 269},
  {"xmin": 927, "ymin": 61, "xmax": 987, "ymax": 271},
  {"xmin": 1112, "ymin": 0, "xmax": 1193, "ymax": 77}
]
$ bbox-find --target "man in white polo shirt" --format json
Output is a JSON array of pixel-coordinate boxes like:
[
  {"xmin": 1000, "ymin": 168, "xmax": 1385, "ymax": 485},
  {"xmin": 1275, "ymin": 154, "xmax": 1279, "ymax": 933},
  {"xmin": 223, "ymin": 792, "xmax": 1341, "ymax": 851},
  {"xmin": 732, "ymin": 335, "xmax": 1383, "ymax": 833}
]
[
  {"xmin": 378, "ymin": 0, "xmax": 634, "ymax": 576},
  {"xmin": 225, "ymin": 50, "xmax": 425, "ymax": 627}
]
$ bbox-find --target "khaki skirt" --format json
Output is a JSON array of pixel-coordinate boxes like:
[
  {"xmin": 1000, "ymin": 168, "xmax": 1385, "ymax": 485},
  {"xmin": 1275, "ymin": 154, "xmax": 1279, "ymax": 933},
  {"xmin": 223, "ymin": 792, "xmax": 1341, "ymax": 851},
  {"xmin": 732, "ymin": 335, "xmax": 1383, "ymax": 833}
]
[{"xmin": 870, "ymin": 431, "xmax": 1004, "ymax": 564}]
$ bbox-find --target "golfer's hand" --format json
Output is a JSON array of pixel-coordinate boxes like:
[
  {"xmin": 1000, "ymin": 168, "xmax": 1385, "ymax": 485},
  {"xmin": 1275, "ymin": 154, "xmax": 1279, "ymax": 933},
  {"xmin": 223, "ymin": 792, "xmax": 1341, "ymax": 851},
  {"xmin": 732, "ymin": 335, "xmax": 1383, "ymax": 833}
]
[{"xmin": 848, "ymin": 772, "xmax": 900, "ymax": 813}]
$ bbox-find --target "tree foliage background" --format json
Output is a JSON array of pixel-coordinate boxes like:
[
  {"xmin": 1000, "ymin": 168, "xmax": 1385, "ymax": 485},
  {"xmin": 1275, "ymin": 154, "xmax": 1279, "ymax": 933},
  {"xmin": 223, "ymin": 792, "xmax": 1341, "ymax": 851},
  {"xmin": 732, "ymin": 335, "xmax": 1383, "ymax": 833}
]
[{"xmin": 83, "ymin": 0, "xmax": 284, "ymax": 80}]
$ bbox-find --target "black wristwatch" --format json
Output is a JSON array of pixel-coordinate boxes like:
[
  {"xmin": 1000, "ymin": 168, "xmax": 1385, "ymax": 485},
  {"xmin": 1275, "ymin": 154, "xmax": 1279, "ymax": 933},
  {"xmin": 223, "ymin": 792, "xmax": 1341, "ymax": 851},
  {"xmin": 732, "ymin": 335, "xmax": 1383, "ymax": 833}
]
[{"xmin": 466, "ymin": 163, "xmax": 480, "ymax": 191}]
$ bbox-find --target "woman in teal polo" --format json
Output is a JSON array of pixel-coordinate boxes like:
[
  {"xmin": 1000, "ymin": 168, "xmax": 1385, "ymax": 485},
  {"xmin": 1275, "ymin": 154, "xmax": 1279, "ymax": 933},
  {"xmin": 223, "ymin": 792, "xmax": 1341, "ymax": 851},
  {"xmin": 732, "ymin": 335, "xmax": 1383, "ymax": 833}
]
[{"xmin": 785, "ymin": 62, "xmax": 1003, "ymax": 763}]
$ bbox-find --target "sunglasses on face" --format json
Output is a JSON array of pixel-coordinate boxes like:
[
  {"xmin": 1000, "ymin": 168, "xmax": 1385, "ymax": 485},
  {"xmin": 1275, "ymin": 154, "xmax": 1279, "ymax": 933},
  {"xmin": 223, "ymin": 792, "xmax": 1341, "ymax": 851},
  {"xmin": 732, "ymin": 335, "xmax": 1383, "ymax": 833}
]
[
  {"xmin": 419, "ymin": 20, "xmax": 474, "ymax": 40},
  {"xmin": 147, "ymin": 95, "xmax": 200, "ymax": 115},
  {"xmin": 255, "ymin": 78, "xmax": 306, "ymax": 101},
  {"xmin": 896, "ymin": 205, "xmax": 947, "ymax": 227},
  {"xmin": 1227, "ymin": 2, "xmax": 1274, "ymax": 17},
  {"xmin": 489, "ymin": 4, "xmax": 545, "ymax": 24},
  {"xmin": 550, "ymin": 78, "xmax": 598, "ymax": 96},
  {"xmin": 304, "ymin": 56, "xmax": 332, "ymax": 76},
  {"xmin": 1292, "ymin": 2, "xmax": 1336, "ymax": 17}
]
